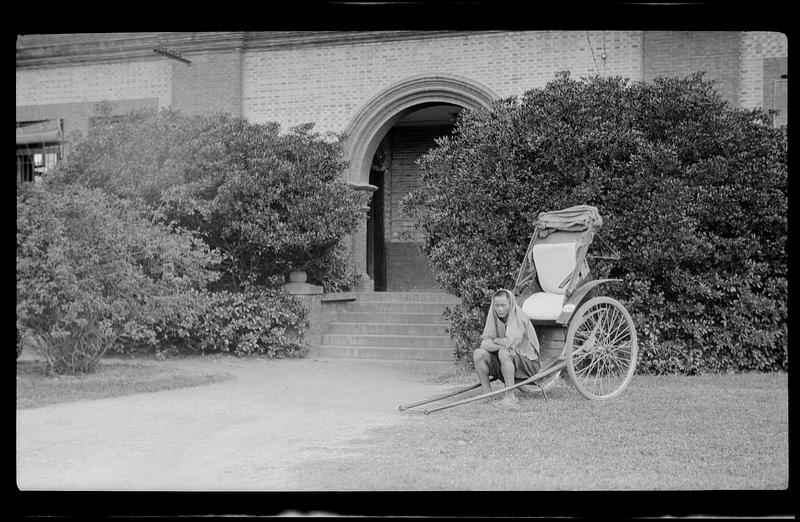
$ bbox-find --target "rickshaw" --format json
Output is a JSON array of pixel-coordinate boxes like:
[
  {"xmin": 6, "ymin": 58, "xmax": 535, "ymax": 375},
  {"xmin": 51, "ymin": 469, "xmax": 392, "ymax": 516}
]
[{"xmin": 399, "ymin": 205, "xmax": 638, "ymax": 414}]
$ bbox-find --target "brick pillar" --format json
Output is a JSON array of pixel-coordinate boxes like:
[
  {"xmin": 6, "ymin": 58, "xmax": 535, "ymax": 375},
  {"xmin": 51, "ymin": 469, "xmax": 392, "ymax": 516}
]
[{"xmin": 349, "ymin": 183, "xmax": 378, "ymax": 292}]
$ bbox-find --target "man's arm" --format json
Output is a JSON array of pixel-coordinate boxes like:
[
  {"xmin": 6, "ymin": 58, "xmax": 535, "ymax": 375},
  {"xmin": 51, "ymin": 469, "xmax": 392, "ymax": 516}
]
[{"xmin": 480, "ymin": 336, "xmax": 508, "ymax": 352}]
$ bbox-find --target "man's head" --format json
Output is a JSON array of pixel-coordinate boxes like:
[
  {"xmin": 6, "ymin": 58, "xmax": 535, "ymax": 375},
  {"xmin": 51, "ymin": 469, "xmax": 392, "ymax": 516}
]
[{"xmin": 492, "ymin": 290, "xmax": 510, "ymax": 319}]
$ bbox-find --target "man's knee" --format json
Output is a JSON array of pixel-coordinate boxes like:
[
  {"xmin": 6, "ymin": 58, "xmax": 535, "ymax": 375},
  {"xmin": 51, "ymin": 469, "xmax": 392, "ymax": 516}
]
[
  {"xmin": 497, "ymin": 348, "xmax": 510, "ymax": 360},
  {"xmin": 473, "ymin": 348, "xmax": 489, "ymax": 364}
]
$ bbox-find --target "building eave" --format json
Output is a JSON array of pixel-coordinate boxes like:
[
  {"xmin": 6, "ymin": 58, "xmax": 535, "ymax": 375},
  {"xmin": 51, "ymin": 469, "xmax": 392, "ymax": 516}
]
[{"xmin": 16, "ymin": 31, "xmax": 502, "ymax": 68}]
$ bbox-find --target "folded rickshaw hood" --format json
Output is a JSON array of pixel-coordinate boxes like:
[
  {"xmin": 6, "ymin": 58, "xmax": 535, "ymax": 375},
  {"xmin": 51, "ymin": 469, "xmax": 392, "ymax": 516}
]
[{"xmin": 535, "ymin": 205, "xmax": 603, "ymax": 233}]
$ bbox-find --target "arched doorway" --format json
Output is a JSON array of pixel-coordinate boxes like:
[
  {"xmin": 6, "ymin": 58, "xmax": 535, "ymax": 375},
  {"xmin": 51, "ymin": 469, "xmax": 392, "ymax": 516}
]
[
  {"xmin": 343, "ymin": 75, "xmax": 498, "ymax": 291},
  {"xmin": 366, "ymin": 103, "xmax": 462, "ymax": 291}
]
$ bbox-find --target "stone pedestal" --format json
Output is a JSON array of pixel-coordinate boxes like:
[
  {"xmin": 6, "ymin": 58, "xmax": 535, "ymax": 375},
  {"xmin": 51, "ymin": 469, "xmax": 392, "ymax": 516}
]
[{"xmin": 282, "ymin": 281, "xmax": 324, "ymax": 351}]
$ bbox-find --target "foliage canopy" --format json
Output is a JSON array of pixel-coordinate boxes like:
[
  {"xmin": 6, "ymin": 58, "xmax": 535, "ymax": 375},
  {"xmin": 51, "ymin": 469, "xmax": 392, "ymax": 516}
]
[
  {"xmin": 402, "ymin": 72, "xmax": 787, "ymax": 374},
  {"xmin": 56, "ymin": 108, "xmax": 367, "ymax": 290},
  {"xmin": 16, "ymin": 183, "xmax": 220, "ymax": 373},
  {"xmin": 18, "ymin": 108, "xmax": 365, "ymax": 371}
]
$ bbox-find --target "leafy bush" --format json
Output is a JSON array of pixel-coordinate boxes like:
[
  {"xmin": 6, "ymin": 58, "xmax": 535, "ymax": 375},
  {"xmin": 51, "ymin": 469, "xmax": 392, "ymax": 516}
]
[
  {"xmin": 16, "ymin": 328, "xmax": 23, "ymax": 359},
  {"xmin": 402, "ymin": 72, "xmax": 787, "ymax": 374},
  {"xmin": 40, "ymin": 108, "xmax": 331, "ymax": 363},
  {"xmin": 197, "ymin": 287, "xmax": 308, "ymax": 357},
  {"xmin": 16, "ymin": 182, "xmax": 221, "ymax": 373},
  {"xmin": 111, "ymin": 286, "xmax": 309, "ymax": 358},
  {"xmin": 56, "ymin": 108, "xmax": 367, "ymax": 291}
]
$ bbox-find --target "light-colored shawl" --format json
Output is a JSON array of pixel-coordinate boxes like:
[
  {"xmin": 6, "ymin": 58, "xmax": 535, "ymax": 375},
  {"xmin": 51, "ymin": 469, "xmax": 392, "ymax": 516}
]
[{"xmin": 481, "ymin": 288, "xmax": 540, "ymax": 361}]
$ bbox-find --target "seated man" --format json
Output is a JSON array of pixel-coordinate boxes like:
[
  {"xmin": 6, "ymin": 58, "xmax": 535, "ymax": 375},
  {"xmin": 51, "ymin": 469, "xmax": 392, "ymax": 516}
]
[{"xmin": 473, "ymin": 288, "xmax": 541, "ymax": 409}]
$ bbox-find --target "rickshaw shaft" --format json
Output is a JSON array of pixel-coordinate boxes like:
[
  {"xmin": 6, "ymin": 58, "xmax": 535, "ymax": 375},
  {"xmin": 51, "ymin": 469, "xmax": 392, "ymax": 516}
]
[
  {"xmin": 403, "ymin": 359, "xmax": 568, "ymax": 414},
  {"xmin": 398, "ymin": 378, "xmax": 501, "ymax": 411}
]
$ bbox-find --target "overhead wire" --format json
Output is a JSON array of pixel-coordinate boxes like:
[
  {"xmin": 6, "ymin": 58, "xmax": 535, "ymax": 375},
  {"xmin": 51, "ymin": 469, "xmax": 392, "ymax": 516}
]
[
  {"xmin": 585, "ymin": 31, "xmax": 600, "ymax": 75},
  {"xmin": 602, "ymin": 31, "xmax": 607, "ymax": 76}
]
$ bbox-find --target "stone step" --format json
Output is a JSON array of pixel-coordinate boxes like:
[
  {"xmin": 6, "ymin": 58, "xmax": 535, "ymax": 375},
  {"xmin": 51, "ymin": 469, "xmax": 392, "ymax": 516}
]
[
  {"xmin": 327, "ymin": 322, "xmax": 449, "ymax": 336},
  {"xmin": 318, "ymin": 291, "xmax": 457, "ymax": 362},
  {"xmin": 336, "ymin": 311, "xmax": 449, "ymax": 324},
  {"xmin": 314, "ymin": 345, "xmax": 452, "ymax": 361},
  {"xmin": 344, "ymin": 301, "xmax": 451, "ymax": 314},
  {"xmin": 341, "ymin": 291, "xmax": 460, "ymax": 304},
  {"xmin": 321, "ymin": 333, "xmax": 453, "ymax": 348}
]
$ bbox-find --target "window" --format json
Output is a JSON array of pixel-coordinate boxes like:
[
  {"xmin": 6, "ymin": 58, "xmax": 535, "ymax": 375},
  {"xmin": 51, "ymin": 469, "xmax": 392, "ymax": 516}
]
[
  {"xmin": 771, "ymin": 75, "xmax": 788, "ymax": 128},
  {"xmin": 89, "ymin": 114, "xmax": 128, "ymax": 131},
  {"xmin": 16, "ymin": 120, "xmax": 63, "ymax": 183},
  {"xmin": 16, "ymin": 145, "xmax": 62, "ymax": 182},
  {"xmin": 762, "ymin": 57, "xmax": 788, "ymax": 128}
]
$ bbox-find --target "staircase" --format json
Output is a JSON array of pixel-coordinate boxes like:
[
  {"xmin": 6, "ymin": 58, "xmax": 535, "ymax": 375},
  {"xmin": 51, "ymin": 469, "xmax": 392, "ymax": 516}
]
[{"xmin": 316, "ymin": 292, "xmax": 460, "ymax": 361}]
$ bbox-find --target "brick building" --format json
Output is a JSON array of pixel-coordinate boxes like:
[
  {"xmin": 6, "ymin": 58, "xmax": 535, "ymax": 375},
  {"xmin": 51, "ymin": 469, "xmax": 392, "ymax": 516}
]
[{"xmin": 16, "ymin": 31, "xmax": 788, "ymax": 294}]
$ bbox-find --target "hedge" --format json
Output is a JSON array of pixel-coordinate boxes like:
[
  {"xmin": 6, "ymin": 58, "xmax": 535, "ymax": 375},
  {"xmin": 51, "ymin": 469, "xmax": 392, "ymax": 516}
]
[{"xmin": 402, "ymin": 72, "xmax": 787, "ymax": 374}]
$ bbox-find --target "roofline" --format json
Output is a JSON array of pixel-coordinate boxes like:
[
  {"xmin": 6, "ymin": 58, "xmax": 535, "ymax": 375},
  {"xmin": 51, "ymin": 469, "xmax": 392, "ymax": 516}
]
[{"xmin": 16, "ymin": 31, "xmax": 505, "ymax": 68}]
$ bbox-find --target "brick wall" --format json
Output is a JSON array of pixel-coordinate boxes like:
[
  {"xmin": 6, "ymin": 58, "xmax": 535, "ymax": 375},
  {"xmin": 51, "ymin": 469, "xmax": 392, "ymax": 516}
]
[
  {"xmin": 16, "ymin": 58, "xmax": 172, "ymax": 108},
  {"xmin": 644, "ymin": 31, "xmax": 741, "ymax": 106},
  {"xmin": 739, "ymin": 32, "xmax": 788, "ymax": 109},
  {"xmin": 241, "ymin": 31, "xmax": 644, "ymax": 133},
  {"xmin": 385, "ymin": 124, "xmax": 453, "ymax": 242},
  {"xmin": 15, "ymin": 98, "xmax": 159, "ymax": 151},
  {"xmin": 171, "ymin": 50, "xmax": 243, "ymax": 116},
  {"xmin": 17, "ymin": 31, "xmax": 784, "ymax": 134}
]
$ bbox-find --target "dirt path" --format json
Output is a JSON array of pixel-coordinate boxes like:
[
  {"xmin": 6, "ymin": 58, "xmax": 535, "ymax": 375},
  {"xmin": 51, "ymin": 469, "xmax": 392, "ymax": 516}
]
[{"xmin": 16, "ymin": 356, "xmax": 456, "ymax": 491}]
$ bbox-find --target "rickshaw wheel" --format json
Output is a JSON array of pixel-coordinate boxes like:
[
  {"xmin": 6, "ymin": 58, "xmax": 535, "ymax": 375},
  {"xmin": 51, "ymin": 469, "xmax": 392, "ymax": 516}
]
[{"xmin": 565, "ymin": 296, "xmax": 637, "ymax": 400}]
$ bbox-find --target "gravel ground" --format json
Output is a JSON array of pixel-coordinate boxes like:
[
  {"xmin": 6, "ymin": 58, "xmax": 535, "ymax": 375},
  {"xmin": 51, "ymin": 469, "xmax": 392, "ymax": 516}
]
[{"xmin": 16, "ymin": 354, "xmax": 455, "ymax": 491}]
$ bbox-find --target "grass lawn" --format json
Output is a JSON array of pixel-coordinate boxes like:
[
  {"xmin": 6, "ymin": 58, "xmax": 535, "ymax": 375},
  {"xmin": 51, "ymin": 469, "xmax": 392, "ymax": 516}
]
[
  {"xmin": 294, "ymin": 369, "xmax": 789, "ymax": 492},
  {"xmin": 16, "ymin": 355, "xmax": 232, "ymax": 409}
]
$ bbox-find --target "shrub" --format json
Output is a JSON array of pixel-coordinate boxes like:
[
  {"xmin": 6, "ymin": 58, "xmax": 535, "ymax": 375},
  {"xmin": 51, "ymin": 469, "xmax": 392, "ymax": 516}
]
[
  {"xmin": 52, "ymin": 101, "xmax": 195, "ymax": 207},
  {"xmin": 402, "ymin": 72, "xmax": 787, "ymax": 374},
  {"xmin": 16, "ymin": 327, "xmax": 23, "ymax": 359},
  {"xmin": 56, "ymin": 109, "xmax": 367, "ymax": 291},
  {"xmin": 48, "ymin": 109, "xmax": 334, "ymax": 358},
  {"xmin": 111, "ymin": 286, "xmax": 309, "ymax": 358},
  {"xmin": 16, "ymin": 182, "xmax": 221, "ymax": 373},
  {"xmin": 197, "ymin": 287, "xmax": 308, "ymax": 357}
]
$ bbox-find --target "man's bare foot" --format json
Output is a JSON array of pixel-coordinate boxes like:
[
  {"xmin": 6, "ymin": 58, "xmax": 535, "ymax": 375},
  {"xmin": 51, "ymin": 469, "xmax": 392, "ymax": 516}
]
[
  {"xmin": 480, "ymin": 390, "xmax": 501, "ymax": 402},
  {"xmin": 495, "ymin": 394, "xmax": 520, "ymax": 409}
]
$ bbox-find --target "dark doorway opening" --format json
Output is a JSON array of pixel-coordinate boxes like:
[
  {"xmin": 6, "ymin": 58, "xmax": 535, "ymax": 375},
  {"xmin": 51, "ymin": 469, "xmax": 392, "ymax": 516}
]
[{"xmin": 366, "ymin": 167, "xmax": 386, "ymax": 291}]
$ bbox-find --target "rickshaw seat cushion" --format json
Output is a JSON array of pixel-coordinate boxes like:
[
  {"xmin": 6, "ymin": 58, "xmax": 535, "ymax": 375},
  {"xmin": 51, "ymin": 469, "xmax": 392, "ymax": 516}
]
[
  {"xmin": 521, "ymin": 292, "xmax": 565, "ymax": 321},
  {"xmin": 531, "ymin": 242, "xmax": 578, "ymax": 294}
]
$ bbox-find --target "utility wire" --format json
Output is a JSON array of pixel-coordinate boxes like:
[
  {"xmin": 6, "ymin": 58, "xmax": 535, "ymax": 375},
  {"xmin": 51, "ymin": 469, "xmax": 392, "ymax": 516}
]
[
  {"xmin": 585, "ymin": 31, "xmax": 600, "ymax": 75},
  {"xmin": 602, "ymin": 31, "xmax": 607, "ymax": 76}
]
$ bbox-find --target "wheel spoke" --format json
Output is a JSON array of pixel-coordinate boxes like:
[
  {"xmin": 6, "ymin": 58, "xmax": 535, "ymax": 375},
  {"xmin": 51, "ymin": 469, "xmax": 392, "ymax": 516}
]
[
  {"xmin": 601, "ymin": 316, "xmax": 622, "ymax": 346},
  {"xmin": 576, "ymin": 315, "xmax": 601, "ymax": 345},
  {"xmin": 601, "ymin": 307, "xmax": 625, "ymax": 345},
  {"xmin": 571, "ymin": 347, "xmax": 595, "ymax": 366},
  {"xmin": 573, "ymin": 358, "xmax": 593, "ymax": 382},
  {"xmin": 598, "ymin": 361, "xmax": 620, "ymax": 396},
  {"xmin": 606, "ymin": 348, "xmax": 632, "ymax": 366},
  {"xmin": 577, "ymin": 352, "xmax": 603, "ymax": 380},
  {"xmin": 592, "ymin": 358, "xmax": 604, "ymax": 394},
  {"xmin": 598, "ymin": 360, "xmax": 610, "ymax": 384},
  {"xmin": 599, "ymin": 362, "xmax": 613, "ymax": 395},
  {"xmin": 573, "ymin": 346, "xmax": 600, "ymax": 370},
  {"xmin": 576, "ymin": 358, "xmax": 597, "ymax": 391},
  {"xmin": 605, "ymin": 353, "xmax": 627, "ymax": 372},
  {"xmin": 605, "ymin": 316, "xmax": 630, "ymax": 346}
]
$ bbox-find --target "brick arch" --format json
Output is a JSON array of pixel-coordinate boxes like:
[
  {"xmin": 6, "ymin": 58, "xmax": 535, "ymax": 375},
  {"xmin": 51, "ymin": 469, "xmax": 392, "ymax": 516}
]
[{"xmin": 343, "ymin": 74, "xmax": 499, "ymax": 186}]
